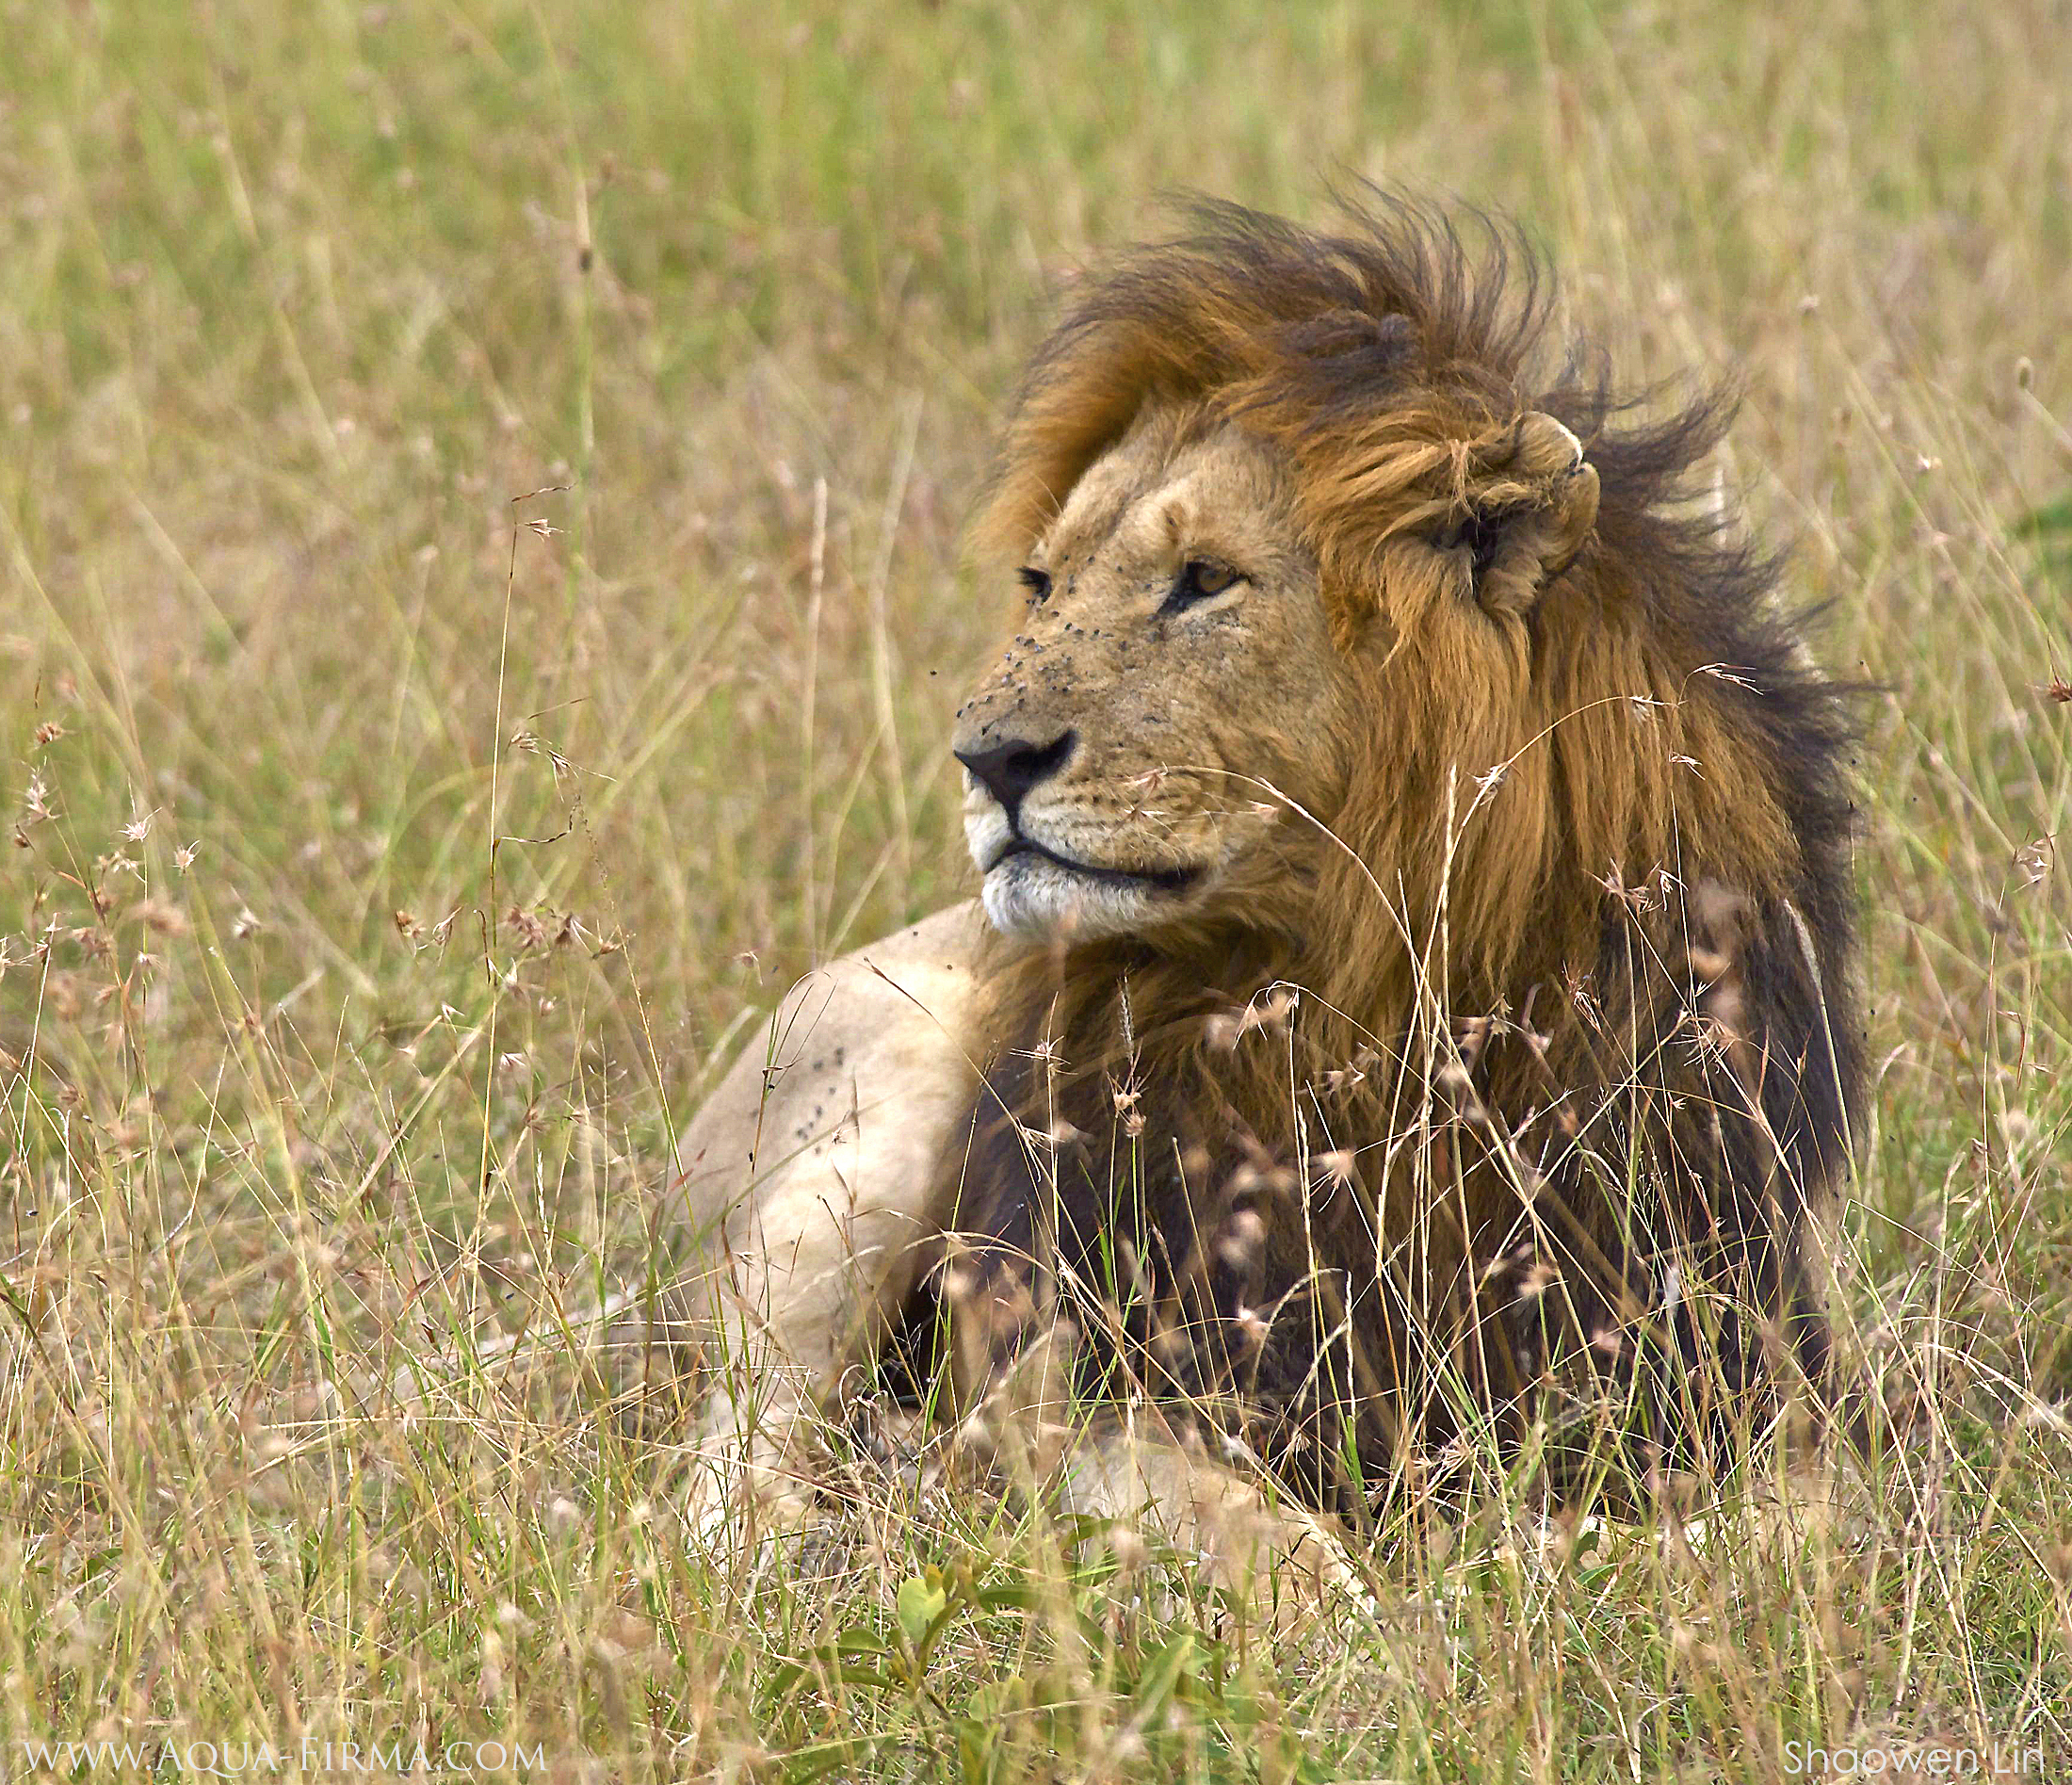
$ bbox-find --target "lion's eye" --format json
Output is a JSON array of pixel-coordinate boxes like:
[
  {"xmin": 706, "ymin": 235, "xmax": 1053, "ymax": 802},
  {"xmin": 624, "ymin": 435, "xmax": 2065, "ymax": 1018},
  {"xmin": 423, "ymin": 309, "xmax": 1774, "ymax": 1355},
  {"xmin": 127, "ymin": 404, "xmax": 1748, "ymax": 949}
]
[
  {"xmin": 1162, "ymin": 559, "xmax": 1243, "ymax": 614},
  {"xmin": 1017, "ymin": 566, "xmax": 1052, "ymax": 601}
]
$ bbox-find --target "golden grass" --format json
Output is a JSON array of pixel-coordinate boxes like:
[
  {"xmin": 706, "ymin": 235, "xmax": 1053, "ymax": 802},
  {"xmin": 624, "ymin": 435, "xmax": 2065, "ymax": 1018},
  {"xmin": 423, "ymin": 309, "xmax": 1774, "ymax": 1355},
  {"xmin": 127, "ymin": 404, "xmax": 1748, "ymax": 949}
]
[{"xmin": 2, "ymin": 0, "xmax": 2068, "ymax": 1777}]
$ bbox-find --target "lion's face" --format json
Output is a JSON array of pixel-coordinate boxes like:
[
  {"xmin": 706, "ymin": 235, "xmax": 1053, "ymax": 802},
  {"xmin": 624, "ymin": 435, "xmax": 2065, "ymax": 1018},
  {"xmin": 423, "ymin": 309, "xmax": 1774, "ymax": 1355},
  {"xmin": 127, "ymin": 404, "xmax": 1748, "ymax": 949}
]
[{"xmin": 952, "ymin": 415, "xmax": 1359, "ymax": 942}]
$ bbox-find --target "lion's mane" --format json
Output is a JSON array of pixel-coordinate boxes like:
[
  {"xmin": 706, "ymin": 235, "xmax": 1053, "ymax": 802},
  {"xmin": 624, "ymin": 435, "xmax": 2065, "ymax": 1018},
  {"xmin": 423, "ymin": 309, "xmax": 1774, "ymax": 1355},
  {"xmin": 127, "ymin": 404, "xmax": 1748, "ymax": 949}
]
[{"xmin": 934, "ymin": 197, "xmax": 1863, "ymax": 1513}]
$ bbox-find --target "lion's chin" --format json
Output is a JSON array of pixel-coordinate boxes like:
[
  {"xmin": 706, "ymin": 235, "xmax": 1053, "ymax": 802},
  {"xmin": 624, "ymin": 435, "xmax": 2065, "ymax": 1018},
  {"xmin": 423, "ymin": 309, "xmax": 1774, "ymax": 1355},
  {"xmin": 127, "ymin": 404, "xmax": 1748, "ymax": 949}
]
[{"xmin": 978, "ymin": 848, "xmax": 1193, "ymax": 943}]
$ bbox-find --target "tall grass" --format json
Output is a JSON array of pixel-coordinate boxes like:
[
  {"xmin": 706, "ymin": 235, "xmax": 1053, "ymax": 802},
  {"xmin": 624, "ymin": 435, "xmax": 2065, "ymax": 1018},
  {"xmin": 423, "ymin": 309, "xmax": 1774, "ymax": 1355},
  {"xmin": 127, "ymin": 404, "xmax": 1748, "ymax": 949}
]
[{"xmin": 2, "ymin": 0, "xmax": 2068, "ymax": 1777}]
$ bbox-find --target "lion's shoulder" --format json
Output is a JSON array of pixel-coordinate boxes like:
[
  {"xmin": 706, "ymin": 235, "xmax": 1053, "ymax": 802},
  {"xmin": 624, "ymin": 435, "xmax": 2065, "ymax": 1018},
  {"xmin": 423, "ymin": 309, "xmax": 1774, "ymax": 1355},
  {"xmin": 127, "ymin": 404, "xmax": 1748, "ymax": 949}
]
[{"xmin": 667, "ymin": 901, "xmax": 991, "ymax": 1247}]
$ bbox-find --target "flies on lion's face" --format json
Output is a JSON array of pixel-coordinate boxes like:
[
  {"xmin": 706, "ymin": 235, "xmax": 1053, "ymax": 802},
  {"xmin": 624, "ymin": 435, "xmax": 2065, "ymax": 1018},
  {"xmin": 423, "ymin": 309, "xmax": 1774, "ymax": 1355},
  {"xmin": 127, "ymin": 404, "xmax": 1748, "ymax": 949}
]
[{"xmin": 951, "ymin": 419, "xmax": 1352, "ymax": 947}]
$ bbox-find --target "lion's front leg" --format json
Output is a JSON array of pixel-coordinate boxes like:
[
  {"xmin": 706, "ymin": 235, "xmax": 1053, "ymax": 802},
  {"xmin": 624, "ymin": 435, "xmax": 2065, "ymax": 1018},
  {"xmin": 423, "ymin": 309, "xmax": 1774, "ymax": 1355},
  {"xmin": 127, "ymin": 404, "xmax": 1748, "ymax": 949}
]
[
  {"xmin": 658, "ymin": 904, "xmax": 989, "ymax": 1532},
  {"xmin": 941, "ymin": 1276, "xmax": 1361, "ymax": 1623},
  {"xmin": 1063, "ymin": 1420, "xmax": 1364, "ymax": 1618}
]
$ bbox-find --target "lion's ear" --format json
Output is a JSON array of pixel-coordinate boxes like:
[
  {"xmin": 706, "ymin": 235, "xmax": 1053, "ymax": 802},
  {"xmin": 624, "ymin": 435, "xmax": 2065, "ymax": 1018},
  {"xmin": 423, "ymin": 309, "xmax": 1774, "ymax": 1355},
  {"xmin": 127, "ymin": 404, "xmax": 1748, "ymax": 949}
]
[{"xmin": 1445, "ymin": 411, "xmax": 1599, "ymax": 613}]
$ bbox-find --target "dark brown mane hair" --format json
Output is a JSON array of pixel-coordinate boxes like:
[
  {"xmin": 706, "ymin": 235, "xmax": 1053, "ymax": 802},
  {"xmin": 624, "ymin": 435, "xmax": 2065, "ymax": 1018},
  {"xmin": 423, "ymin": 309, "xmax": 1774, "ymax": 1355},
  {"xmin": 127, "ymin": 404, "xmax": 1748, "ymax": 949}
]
[{"xmin": 932, "ymin": 193, "xmax": 1863, "ymax": 1515}]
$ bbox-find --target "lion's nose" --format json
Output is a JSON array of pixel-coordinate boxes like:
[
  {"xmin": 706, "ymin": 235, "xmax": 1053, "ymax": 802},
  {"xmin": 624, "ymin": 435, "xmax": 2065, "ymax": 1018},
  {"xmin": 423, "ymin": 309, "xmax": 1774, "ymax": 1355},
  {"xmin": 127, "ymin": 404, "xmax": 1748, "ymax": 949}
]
[{"xmin": 953, "ymin": 729, "xmax": 1076, "ymax": 819}]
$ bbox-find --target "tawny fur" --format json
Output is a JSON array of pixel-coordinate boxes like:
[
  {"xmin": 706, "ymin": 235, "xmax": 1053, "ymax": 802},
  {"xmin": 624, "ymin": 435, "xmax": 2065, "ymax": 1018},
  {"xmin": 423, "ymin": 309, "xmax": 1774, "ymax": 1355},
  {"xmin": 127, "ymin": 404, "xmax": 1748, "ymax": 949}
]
[
  {"xmin": 671, "ymin": 194, "xmax": 1862, "ymax": 1546},
  {"xmin": 939, "ymin": 195, "xmax": 1861, "ymax": 1515}
]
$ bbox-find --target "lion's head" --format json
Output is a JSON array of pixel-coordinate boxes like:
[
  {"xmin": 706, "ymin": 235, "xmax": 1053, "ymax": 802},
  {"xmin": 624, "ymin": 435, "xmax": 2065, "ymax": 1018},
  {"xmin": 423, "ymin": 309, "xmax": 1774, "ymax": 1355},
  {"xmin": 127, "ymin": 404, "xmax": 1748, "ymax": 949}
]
[
  {"xmin": 951, "ymin": 199, "xmax": 1835, "ymax": 1021},
  {"xmin": 939, "ymin": 196, "xmax": 1863, "ymax": 1493},
  {"xmin": 954, "ymin": 399, "xmax": 1604, "ymax": 946},
  {"xmin": 952, "ymin": 412, "xmax": 1359, "ymax": 942}
]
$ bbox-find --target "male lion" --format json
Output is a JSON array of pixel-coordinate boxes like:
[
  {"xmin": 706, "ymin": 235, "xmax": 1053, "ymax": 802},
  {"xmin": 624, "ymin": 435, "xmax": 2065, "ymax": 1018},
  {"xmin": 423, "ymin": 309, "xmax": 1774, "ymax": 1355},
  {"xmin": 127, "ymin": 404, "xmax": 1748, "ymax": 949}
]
[{"xmin": 664, "ymin": 197, "xmax": 1861, "ymax": 1570}]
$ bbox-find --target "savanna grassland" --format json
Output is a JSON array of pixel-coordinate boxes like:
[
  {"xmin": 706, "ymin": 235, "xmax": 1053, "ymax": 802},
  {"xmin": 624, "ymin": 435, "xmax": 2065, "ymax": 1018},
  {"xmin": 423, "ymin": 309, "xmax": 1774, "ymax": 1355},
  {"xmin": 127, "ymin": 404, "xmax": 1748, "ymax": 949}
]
[{"xmin": 3, "ymin": 2, "xmax": 2071, "ymax": 1778}]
